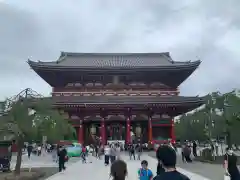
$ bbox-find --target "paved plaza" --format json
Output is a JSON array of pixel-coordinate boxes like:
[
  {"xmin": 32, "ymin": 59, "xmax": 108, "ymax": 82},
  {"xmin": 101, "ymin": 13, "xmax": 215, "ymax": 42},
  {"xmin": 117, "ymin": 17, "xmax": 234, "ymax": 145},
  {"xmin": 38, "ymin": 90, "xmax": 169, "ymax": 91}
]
[
  {"xmin": 10, "ymin": 153, "xmax": 79, "ymax": 169},
  {"xmin": 10, "ymin": 152, "xmax": 231, "ymax": 180},
  {"xmin": 46, "ymin": 154, "xmax": 211, "ymax": 180}
]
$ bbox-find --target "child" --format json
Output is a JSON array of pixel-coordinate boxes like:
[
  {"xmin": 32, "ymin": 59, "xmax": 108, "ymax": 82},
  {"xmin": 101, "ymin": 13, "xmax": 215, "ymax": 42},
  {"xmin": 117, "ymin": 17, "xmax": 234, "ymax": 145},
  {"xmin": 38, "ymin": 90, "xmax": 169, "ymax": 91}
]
[{"xmin": 138, "ymin": 160, "xmax": 153, "ymax": 180}]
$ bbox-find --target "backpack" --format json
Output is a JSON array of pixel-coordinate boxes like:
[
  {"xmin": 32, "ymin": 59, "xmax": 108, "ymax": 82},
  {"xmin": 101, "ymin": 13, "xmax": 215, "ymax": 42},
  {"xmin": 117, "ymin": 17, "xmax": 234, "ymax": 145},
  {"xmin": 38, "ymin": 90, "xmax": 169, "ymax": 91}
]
[{"xmin": 138, "ymin": 168, "xmax": 149, "ymax": 177}]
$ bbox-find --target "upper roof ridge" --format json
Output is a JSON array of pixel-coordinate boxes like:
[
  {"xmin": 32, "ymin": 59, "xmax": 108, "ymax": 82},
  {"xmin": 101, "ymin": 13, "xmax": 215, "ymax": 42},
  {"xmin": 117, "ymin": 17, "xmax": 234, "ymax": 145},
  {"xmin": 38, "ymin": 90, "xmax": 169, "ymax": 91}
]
[{"xmin": 60, "ymin": 52, "xmax": 171, "ymax": 57}]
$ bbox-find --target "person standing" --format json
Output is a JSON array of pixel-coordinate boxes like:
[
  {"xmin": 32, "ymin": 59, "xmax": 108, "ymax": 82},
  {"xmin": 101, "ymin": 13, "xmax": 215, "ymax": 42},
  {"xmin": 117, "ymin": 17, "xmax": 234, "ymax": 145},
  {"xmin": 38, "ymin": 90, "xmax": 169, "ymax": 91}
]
[
  {"xmin": 181, "ymin": 144, "xmax": 186, "ymax": 163},
  {"xmin": 224, "ymin": 147, "xmax": 240, "ymax": 180},
  {"xmin": 215, "ymin": 141, "xmax": 219, "ymax": 156},
  {"xmin": 27, "ymin": 143, "xmax": 33, "ymax": 159},
  {"xmin": 138, "ymin": 160, "xmax": 153, "ymax": 180},
  {"xmin": 192, "ymin": 141, "xmax": 197, "ymax": 157},
  {"xmin": 136, "ymin": 143, "xmax": 142, "ymax": 160},
  {"xmin": 110, "ymin": 145, "xmax": 116, "ymax": 164},
  {"xmin": 104, "ymin": 144, "xmax": 111, "ymax": 166},
  {"xmin": 153, "ymin": 145, "xmax": 190, "ymax": 180},
  {"xmin": 129, "ymin": 144, "xmax": 135, "ymax": 160},
  {"xmin": 115, "ymin": 144, "xmax": 121, "ymax": 160},
  {"xmin": 81, "ymin": 145, "xmax": 87, "ymax": 163},
  {"xmin": 58, "ymin": 146, "xmax": 67, "ymax": 172},
  {"xmin": 52, "ymin": 145, "xmax": 58, "ymax": 162},
  {"xmin": 37, "ymin": 145, "xmax": 42, "ymax": 156}
]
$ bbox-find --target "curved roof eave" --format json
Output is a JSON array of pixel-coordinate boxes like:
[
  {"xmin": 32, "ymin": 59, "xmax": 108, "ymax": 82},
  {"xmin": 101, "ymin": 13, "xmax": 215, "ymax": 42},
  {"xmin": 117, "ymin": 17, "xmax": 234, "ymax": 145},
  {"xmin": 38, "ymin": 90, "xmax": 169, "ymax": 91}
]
[{"xmin": 27, "ymin": 59, "xmax": 201, "ymax": 71}]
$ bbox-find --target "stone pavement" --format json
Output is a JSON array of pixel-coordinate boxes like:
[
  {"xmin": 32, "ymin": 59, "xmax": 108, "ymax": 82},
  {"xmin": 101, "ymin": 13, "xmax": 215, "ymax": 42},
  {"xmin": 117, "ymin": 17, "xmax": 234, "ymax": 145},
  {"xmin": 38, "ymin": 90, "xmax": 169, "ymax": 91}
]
[
  {"xmin": 10, "ymin": 153, "xmax": 79, "ymax": 169},
  {"xmin": 149, "ymin": 151, "xmax": 224, "ymax": 180},
  {"xmin": 46, "ymin": 154, "xmax": 211, "ymax": 180}
]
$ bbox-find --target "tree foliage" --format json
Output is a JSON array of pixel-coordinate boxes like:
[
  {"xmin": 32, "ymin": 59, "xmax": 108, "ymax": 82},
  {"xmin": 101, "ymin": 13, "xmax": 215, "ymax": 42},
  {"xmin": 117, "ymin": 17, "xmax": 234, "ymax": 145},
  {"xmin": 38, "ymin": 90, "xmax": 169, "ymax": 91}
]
[
  {"xmin": 175, "ymin": 90, "xmax": 240, "ymax": 145},
  {"xmin": 0, "ymin": 97, "xmax": 76, "ymax": 175}
]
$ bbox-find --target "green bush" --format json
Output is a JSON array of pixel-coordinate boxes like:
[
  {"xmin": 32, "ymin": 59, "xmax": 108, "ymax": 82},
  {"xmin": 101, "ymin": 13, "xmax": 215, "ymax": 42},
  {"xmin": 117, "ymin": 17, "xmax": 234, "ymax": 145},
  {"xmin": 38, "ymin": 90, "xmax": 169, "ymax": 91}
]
[{"xmin": 201, "ymin": 148, "xmax": 214, "ymax": 161}]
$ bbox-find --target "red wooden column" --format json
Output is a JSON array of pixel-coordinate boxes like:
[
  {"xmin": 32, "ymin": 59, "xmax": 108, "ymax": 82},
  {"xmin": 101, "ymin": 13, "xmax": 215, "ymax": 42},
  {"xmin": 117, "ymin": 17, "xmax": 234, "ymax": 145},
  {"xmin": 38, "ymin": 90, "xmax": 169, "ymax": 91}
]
[
  {"xmin": 171, "ymin": 119, "xmax": 176, "ymax": 143},
  {"xmin": 148, "ymin": 116, "xmax": 153, "ymax": 143},
  {"xmin": 101, "ymin": 117, "xmax": 106, "ymax": 145},
  {"xmin": 126, "ymin": 116, "xmax": 131, "ymax": 144},
  {"xmin": 78, "ymin": 119, "xmax": 84, "ymax": 144}
]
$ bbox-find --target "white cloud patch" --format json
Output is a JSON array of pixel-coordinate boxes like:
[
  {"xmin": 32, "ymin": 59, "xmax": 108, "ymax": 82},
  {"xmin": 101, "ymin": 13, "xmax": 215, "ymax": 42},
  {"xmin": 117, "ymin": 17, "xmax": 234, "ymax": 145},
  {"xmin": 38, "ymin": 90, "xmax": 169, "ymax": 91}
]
[{"xmin": 0, "ymin": 0, "xmax": 240, "ymax": 99}]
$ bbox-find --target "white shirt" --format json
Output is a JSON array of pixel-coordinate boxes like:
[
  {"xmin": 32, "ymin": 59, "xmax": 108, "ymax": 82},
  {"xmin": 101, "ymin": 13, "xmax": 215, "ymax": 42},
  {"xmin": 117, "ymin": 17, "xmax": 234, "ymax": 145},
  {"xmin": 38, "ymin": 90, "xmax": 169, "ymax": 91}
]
[{"xmin": 104, "ymin": 147, "xmax": 111, "ymax": 155}]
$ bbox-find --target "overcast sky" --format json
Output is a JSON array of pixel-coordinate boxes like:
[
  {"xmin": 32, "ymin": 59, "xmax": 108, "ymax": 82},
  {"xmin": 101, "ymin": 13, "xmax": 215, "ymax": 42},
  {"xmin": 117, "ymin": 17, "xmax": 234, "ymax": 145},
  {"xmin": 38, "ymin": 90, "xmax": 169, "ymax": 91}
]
[{"xmin": 0, "ymin": 0, "xmax": 239, "ymax": 100}]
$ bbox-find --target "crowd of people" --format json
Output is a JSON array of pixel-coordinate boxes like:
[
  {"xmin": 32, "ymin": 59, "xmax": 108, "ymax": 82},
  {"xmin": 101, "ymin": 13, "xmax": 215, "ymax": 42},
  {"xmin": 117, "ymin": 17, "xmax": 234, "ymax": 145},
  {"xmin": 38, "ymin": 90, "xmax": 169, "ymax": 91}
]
[
  {"xmin": 23, "ymin": 141, "xmax": 240, "ymax": 180},
  {"xmin": 110, "ymin": 144, "xmax": 191, "ymax": 180}
]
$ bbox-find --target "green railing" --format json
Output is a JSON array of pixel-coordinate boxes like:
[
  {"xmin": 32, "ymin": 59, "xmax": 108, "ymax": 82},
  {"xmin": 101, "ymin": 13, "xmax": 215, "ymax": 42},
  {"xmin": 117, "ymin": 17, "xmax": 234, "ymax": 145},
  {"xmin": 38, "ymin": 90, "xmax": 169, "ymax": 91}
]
[{"xmin": 152, "ymin": 119, "xmax": 171, "ymax": 125}]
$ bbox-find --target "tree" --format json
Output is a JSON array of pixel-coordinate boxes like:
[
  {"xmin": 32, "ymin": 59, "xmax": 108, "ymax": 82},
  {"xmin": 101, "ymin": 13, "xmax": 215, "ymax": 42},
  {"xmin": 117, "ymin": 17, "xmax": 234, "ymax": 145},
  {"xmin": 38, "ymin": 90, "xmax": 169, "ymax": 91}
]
[
  {"xmin": 212, "ymin": 91, "xmax": 240, "ymax": 147},
  {"xmin": 175, "ymin": 113, "xmax": 207, "ymax": 142},
  {"xmin": 175, "ymin": 90, "xmax": 240, "ymax": 146},
  {"xmin": 0, "ymin": 90, "xmax": 75, "ymax": 176}
]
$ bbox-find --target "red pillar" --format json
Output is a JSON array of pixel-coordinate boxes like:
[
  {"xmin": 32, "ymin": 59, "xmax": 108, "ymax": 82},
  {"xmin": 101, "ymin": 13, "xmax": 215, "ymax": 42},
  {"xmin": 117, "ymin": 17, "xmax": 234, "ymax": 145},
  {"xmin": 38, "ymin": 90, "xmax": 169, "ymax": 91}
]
[
  {"xmin": 101, "ymin": 118, "xmax": 106, "ymax": 145},
  {"xmin": 78, "ymin": 120, "xmax": 84, "ymax": 144},
  {"xmin": 148, "ymin": 117, "xmax": 152, "ymax": 143},
  {"xmin": 171, "ymin": 119, "xmax": 176, "ymax": 143},
  {"xmin": 126, "ymin": 117, "xmax": 131, "ymax": 144}
]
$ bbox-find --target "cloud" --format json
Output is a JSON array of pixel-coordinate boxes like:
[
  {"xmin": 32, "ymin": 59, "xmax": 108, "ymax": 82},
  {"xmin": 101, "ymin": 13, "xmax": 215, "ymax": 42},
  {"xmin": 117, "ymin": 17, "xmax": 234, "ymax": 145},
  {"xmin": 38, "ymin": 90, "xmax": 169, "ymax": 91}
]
[{"xmin": 0, "ymin": 0, "xmax": 239, "ymax": 100}]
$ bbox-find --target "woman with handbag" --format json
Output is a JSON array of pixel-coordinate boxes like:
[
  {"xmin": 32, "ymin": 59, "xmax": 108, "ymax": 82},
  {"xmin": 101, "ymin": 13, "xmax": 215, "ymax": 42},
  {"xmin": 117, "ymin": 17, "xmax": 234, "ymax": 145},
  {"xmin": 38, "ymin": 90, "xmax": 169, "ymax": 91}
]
[{"xmin": 224, "ymin": 147, "xmax": 240, "ymax": 180}]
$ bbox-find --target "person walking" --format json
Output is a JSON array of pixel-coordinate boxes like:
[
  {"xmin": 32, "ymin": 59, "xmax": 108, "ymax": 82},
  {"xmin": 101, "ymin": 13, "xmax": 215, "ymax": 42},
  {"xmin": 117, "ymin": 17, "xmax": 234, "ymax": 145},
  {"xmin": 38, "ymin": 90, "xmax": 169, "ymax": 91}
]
[
  {"xmin": 37, "ymin": 145, "xmax": 42, "ymax": 156},
  {"xmin": 110, "ymin": 160, "xmax": 128, "ymax": 180},
  {"xmin": 192, "ymin": 141, "xmax": 197, "ymax": 157},
  {"xmin": 81, "ymin": 145, "xmax": 87, "ymax": 163},
  {"xmin": 224, "ymin": 147, "xmax": 240, "ymax": 180},
  {"xmin": 215, "ymin": 141, "xmax": 219, "ymax": 156},
  {"xmin": 27, "ymin": 144, "xmax": 33, "ymax": 159},
  {"xmin": 153, "ymin": 145, "xmax": 190, "ymax": 180},
  {"xmin": 58, "ymin": 146, "xmax": 67, "ymax": 172},
  {"xmin": 52, "ymin": 145, "xmax": 58, "ymax": 162},
  {"xmin": 129, "ymin": 144, "xmax": 135, "ymax": 160},
  {"xmin": 136, "ymin": 143, "xmax": 142, "ymax": 160},
  {"xmin": 104, "ymin": 144, "xmax": 111, "ymax": 166},
  {"xmin": 110, "ymin": 145, "xmax": 116, "ymax": 164},
  {"xmin": 116, "ymin": 144, "xmax": 121, "ymax": 160}
]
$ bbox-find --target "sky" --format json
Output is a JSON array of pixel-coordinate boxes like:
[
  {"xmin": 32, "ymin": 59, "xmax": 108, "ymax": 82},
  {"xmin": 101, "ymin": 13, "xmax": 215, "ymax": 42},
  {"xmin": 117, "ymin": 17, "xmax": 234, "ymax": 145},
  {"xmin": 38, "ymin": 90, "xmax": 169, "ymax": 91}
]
[{"xmin": 0, "ymin": 0, "xmax": 240, "ymax": 100}]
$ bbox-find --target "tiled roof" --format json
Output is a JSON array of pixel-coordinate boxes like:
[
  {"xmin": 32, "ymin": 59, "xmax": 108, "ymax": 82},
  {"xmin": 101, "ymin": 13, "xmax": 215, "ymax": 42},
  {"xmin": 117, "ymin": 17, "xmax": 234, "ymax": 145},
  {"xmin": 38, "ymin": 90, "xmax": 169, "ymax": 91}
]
[
  {"xmin": 28, "ymin": 52, "xmax": 201, "ymax": 68},
  {"xmin": 52, "ymin": 95, "xmax": 206, "ymax": 105}
]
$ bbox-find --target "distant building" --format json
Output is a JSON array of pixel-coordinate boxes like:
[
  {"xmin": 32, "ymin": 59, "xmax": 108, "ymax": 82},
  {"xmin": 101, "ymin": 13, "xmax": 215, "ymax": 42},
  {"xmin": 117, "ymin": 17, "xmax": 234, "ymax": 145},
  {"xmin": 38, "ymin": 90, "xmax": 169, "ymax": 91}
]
[{"xmin": 28, "ymin": 52, "xmax": 205, "ymax": 145}]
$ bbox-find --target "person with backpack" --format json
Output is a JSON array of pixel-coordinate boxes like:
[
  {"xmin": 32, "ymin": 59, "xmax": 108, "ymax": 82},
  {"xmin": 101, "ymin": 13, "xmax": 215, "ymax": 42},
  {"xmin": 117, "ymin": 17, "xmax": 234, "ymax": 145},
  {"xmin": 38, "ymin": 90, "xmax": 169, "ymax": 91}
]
[{"xmin": 138, "ymin": 160, "xmax": 153, "ymax": 180}]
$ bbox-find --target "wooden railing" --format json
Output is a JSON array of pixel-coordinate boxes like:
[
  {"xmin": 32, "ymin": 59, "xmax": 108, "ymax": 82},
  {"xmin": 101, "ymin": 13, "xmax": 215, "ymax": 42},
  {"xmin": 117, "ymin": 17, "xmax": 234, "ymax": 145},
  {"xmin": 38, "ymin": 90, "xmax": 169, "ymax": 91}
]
[{"xmin": 52, "ymin": 91, "xmax": 178, "ymax": 96}]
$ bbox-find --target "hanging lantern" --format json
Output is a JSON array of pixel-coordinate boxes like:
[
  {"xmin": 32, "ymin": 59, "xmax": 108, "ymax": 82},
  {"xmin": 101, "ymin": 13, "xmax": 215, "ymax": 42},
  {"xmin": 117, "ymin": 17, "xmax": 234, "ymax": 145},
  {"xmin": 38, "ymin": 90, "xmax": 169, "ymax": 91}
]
[
  {"xmin": 90, "ymin": 125, "xmax": 96, "ymax": 135},
  {"xmin": 136, "ymin": 125, "xmax": 142, "ymax": 137}
]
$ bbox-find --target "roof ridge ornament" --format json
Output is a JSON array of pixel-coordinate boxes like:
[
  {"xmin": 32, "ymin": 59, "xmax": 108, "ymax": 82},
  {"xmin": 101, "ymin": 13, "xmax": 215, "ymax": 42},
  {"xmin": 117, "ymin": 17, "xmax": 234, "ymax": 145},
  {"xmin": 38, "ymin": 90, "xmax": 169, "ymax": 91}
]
[{"xmin": 57, "ymin": 52, "xmax": 67, "ymax": 64}]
